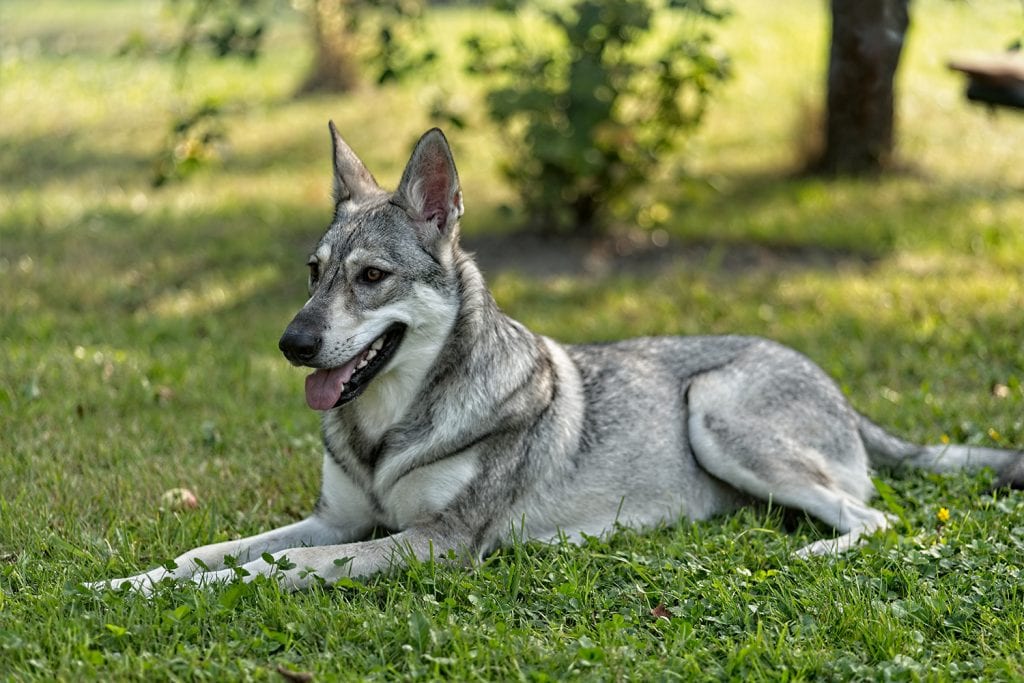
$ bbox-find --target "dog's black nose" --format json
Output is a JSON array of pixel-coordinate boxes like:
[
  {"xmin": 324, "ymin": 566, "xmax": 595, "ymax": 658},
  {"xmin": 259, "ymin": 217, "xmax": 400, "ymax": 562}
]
[{"xmin": 279, "ymin": 328, "xmax": 322, "ymax": 364}]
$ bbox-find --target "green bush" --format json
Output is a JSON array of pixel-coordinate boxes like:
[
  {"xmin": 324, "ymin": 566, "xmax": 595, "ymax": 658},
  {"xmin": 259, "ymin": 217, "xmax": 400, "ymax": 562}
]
[{"xmin": 466, "ymin": 0, "xmax": 730, "ymax": 235}]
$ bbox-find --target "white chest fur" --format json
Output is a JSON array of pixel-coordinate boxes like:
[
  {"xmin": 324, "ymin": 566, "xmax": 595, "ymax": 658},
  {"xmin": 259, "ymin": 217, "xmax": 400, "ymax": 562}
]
[{"xmin": 376, "ymin": 450, "xmax": 479, "ymax": 529}]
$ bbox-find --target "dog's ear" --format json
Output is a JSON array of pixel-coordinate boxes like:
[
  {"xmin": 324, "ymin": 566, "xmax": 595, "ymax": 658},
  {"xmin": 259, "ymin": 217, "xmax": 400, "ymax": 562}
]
[
  {"xmin": 394, "ymin": 128, "xmax": 464, "ymax": 240},
  {"xmin": 329, "ymin": 121, "xmax": 379, "ymax": 205}
]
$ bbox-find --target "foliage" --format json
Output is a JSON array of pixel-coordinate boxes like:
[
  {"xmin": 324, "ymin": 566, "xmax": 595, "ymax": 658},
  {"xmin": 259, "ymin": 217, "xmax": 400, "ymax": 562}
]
[
  {"xmin": 152, "ymin": 99, "xmax": 228, "ymax": 187},
  {"xmin": 167, "ymin": 0, "xmax": 267, "ymax": 67},
  {"xmin": 355, "ymin": 0, "xmax": 436, "ymax": 86},
  {"xmin": 148, "ymin": 0, "xmax": 272, "ymax": 187},
  {"xmin": 465, "ymin": 0, "xmax": 731, "ymax": 234},
  {"xmin": 148, "ymin": 0, "xmax": 432, "ymax": 186}
]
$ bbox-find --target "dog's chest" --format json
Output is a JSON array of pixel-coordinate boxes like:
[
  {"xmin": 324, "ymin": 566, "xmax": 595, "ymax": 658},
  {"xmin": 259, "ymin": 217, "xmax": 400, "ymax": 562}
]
[
  {"xmin": 322, "ymin": 417, "xmax": 480, "ymax": 529},
  {"xmin": 374, "ymin": 449, "xmax": 479, "ymax": 529}
]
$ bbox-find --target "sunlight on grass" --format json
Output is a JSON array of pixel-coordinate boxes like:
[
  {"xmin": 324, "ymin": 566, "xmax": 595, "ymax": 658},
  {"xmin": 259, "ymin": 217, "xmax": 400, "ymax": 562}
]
[{"xmin": 145, "ymin": 264, "xmax": 280, "ymax": 319}]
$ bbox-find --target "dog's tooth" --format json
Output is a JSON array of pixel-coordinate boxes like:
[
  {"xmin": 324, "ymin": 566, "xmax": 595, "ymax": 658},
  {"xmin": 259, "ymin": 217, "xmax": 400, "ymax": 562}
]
[
  {"xmin": 357, "ymin": 359, "xmax": 368, "ymax": 369},
  {"xmin": 365, "ymin": 349, "xmax": 377, "ymax": 361},
  {"xmin": 371, "ymin": 337, "xmax": 384, "ymax": 351}
]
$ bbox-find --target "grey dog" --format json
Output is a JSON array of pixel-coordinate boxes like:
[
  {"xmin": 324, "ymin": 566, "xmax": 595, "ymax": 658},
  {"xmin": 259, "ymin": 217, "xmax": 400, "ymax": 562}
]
[{"xmin": 92, "ymin": 125, "xmax": 1024, "ymax": 593}]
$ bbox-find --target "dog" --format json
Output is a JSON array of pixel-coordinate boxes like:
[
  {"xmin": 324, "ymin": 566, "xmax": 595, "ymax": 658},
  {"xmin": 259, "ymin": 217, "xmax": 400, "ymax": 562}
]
[{"xmin": 92, "ymin": 124, "xmax": 1024, "ymax": 594}]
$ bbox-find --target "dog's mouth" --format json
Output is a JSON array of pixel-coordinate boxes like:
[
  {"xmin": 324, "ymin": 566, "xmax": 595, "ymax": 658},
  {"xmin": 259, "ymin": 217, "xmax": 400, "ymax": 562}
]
[{"xmin": 304, "ymin": 323, "xmax": 407, "ymax": 411}]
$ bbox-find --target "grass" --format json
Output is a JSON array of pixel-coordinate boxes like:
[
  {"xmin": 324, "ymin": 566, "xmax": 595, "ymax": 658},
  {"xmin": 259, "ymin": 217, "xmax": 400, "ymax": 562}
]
[{"xmin": 2, "ymin": 0, "xmax": 1024, "ymax": 679}]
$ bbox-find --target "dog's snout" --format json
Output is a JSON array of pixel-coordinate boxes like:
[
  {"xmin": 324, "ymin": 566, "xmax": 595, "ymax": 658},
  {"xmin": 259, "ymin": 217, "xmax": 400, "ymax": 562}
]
[{"xmin": 279, "ymin": 328, "xmax": 322, "ymax": 364}]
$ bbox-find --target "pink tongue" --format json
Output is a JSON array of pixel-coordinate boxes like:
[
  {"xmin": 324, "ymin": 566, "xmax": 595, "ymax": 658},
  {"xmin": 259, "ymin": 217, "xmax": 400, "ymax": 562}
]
[{"xmin": 304, "ymin": 357, "xmax": 361, "ymax": 411}]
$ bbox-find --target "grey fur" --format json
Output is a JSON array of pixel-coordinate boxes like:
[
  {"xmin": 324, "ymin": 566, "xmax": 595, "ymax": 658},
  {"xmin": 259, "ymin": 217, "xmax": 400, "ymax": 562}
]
[{"xmin": 90, "ymin": 125, "xmax": 1024, "ymax": 594}]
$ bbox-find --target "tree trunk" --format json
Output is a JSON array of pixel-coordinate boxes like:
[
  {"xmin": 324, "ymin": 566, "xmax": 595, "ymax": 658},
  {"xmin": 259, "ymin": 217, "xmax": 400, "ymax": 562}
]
[
  {"xmin": 812, "ymin": 0, "xmax": 910, "ymax": 175},
  {"xmin": 298, "ymin": 0, "xmax": 359, "ymax": 95}
]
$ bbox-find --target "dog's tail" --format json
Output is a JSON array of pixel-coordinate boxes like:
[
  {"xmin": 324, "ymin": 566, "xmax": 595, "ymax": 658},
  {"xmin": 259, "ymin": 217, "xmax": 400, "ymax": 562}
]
[{"xmin": 858, "ymin": 414, "xmax": 1024, "ymax": 489}]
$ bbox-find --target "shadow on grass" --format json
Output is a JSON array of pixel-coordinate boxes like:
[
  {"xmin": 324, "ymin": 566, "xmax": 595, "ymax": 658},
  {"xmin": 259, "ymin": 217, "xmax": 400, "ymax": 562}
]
[
  {"xmin": 0, "ymin": 125, "xmax": 330, "ymax": 193},
  {"xmin": 468, "ymin": 168, "xmax": 1023, "ymax": 280},
  {"xmin": 6, "ymin": 119, "xmax": 1019, "ymax": 279},
  {"xmin": 668, "ymin": 169, "xmax": 1021, "ymax": 252},
  {"xmin": 0, "ymin": 199, "xmax": 325, "ymax": 350},
  {"xmin": 0, "ymin": 130, "xmax": 154, "ymax": 191},
  {"xmin": 0, "ymin": 121, "xmax": 416, "ymax": 193},
  {"xmin": 465, "ymin": 229, "xmax": 879, "ymax": 282},
  {"xmin": 5, "ymin": 148, "xmax": 1023, "ymax": 376}
]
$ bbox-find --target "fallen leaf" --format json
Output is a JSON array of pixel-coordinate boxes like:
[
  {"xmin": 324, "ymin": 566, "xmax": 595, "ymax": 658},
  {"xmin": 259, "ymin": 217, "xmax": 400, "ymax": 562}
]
[
  {"xmin": 160, "ymin": 488, "xmax": 199, "ymax": 511},
  {"xmin": 155, "ymin": 386, "xmax": 175, "ymax": 405},
  {"xmin": 651, "ymin": 603, "xmax": 672, "ymax": 621}
]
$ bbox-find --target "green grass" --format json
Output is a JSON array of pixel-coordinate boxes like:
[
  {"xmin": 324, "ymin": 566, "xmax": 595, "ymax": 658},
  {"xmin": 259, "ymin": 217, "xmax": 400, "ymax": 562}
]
[{"xmin": 3, "ymin": 0, "xmax": 1024, "ymax": 679}]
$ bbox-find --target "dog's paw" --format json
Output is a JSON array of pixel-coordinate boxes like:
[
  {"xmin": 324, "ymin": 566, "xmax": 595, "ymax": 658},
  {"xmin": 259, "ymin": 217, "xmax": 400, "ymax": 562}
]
[
  {"xmin": 84, "ymin": 574, "xmax": 159, "ymax": 597},
  {"xmin": 794, "ymin": 538, "xmax": 844, "ymax": 558}
]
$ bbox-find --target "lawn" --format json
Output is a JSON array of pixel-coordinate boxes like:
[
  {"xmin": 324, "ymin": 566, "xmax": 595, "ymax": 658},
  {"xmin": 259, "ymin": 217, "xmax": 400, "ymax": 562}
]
[{"xmin": 2, "ymin": 0, "xmax": 1024, "ymax": 679}]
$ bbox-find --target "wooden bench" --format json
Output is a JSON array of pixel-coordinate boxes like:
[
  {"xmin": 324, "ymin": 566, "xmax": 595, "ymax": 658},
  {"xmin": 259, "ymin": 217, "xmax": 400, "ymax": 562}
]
[{"xmin": 948, "ymin": 53, "xmax": 1024, "ymax": 109}]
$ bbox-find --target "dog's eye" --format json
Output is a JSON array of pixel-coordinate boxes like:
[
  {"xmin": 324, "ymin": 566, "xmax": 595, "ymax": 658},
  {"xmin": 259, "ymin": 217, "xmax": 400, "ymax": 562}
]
[{"xmin": 360, "ymin": 267, "xmax": 387, "ymax": 284}]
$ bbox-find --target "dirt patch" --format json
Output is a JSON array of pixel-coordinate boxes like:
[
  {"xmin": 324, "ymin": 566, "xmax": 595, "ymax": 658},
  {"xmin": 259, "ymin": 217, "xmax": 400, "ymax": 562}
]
[{"xmin": 462, "ymin": 229, "xmax": 877, "ymax": 281}]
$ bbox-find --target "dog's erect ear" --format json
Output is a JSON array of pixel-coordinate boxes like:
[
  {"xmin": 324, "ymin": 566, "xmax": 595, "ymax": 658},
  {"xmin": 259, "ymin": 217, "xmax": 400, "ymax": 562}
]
[
  {"xmin": 329, "ymin": 121, "xmax": 379, "ymax": 205},
  {"xmin": 394, "ymin": 128, "xmax": 464, "ymax": 239}
]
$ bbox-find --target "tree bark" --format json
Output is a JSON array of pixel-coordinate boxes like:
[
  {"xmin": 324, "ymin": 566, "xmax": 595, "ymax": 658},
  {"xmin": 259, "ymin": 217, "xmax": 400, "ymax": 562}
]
[
  {"xmin": 812, "ymin": 0, "xmax": 910, "ymax": 175},
  {"xmin": 298, "ymin": 0, "xmax": 360, "ymax": 95}
]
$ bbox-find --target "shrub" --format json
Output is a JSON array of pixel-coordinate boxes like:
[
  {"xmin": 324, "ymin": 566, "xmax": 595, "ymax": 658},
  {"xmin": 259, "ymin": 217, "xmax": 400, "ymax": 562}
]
[{"xmin": 465, "ymin": 0, "xmax": 730, "ymax": 235}]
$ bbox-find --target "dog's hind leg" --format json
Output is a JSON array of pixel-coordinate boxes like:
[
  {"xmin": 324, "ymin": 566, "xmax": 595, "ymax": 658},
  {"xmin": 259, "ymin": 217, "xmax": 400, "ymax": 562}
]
[{"xmin": 685, "ymin": 359, "xmax": 891, "ymax": 557}]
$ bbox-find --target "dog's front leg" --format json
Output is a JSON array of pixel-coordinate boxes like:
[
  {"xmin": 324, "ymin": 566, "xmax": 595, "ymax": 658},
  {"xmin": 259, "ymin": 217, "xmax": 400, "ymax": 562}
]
[
  {"xmin": 91, "ymin": 515, "xmax": 361, "ymax": 595},
  {"xmin": 192, "ymin": 523, "xmax": 475, "ymax": 592}
]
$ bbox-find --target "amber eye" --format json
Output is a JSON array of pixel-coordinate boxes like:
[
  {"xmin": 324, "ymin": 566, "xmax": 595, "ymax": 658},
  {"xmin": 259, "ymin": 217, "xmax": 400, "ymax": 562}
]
[{"xmin": 361, "ymin": 267, "xmax": 386, "ymax": 284}]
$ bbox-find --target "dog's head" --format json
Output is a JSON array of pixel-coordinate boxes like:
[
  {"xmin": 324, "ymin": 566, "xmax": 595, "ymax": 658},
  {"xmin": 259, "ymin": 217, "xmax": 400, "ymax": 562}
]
[{"xmin": 279, "ymin": 124, "xmax": 464, "ymax": 411}]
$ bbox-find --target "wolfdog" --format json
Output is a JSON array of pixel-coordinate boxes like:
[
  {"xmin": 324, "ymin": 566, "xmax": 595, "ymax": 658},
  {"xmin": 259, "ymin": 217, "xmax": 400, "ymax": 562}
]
[{"xmin": 92, "ymin": 124, "xmax": 1023, "ymax": 593}]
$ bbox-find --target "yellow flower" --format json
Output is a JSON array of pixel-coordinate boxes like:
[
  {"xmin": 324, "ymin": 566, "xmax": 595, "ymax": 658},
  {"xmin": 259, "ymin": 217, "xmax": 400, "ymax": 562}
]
[{"xmin": 936, "ymin": 507, "xmax": 950, "ymax": 523}]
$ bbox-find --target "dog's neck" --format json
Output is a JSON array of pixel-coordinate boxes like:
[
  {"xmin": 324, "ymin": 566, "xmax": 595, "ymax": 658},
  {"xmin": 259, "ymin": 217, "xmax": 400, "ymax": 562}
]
[{"xmin": 447, "ymin": 244, "xmax": 539, "ymax": 366}]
